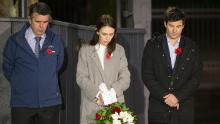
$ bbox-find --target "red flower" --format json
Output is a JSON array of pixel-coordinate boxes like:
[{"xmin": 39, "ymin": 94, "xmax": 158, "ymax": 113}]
[
  {"xmin": 47, "ymin": 48, "xmax": 53, "ymax": 55},
  {"xmin": 112, "ymin": 107, "xmax": 121, "ymax": 114},
  {"xmin": 175, "ymin": 48, "xmax": 182, "ymax": 56},
  {"xmin": 95, "ymin": 113, "xmax": 101, "ymax": 120},
  {"xmin": 106, "ymin": 52, "xmax": 111, "ymax": 60}
]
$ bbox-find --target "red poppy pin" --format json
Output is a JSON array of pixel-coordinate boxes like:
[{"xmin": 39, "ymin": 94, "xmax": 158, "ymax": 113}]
[
  {"xmin": 47, "ymin": 48, "xmax": 55, "ymax": 55},
  {"xmin": 175, "ymin": 48, "xmax": 182, "ymax": 56},
  {"xmin": 106, "ymin": 52, "xmax": 111, "ymax": 60}
]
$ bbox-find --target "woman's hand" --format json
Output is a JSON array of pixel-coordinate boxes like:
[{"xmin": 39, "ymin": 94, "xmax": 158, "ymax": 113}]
[{"xmin": 96, "ymin": 94, "xmax": 104, "ymax": 106}]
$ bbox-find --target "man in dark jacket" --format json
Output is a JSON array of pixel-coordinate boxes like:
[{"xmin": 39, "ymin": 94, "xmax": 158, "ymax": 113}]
[
  {"xmin": 142, "ymin": 7, "xmax": 202, "ymax": 124},
  {"xmin": 2, "ymin": 2, "xmax": 64, "ymax": 124}
]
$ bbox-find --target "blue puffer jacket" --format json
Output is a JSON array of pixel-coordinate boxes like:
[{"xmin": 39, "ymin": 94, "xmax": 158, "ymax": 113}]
[{"xmin": 3, "ymin": 23, "xmax": 64, "ymax": 108}]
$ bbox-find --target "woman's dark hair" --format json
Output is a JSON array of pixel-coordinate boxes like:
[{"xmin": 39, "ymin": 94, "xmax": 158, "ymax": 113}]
[
  {"xmin": 90, "ymin": 14, "xmax": 117, "ymax": 54},
  {"xmin": 29, "ymin": 2, "xmax": 52, "ymax": 17},
  {"xmin": 164, "ymin": 7, "xmax": 185, "ymax": 25}
]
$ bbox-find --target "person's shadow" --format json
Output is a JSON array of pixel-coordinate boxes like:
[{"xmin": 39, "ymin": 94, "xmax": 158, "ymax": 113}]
[
  {"xmin": 125, "ymin": 64, "xmax": 146, "ymax": 124},
  {"xmin": 0, "ymin": 22, "xmax": 11, "ymax": 124},
  {"xmin": 0, "ymin": 73, "xmax": 11, "ymax": 124},
  {"xmin": 118, "ymin": 34, "xmax": 146, "ymax": 124}
]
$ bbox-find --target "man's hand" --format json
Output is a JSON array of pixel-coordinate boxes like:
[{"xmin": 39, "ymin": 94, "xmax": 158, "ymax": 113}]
[{"xmin": 163, "ymin": 94, "xmax": 179, "ymax": 110}]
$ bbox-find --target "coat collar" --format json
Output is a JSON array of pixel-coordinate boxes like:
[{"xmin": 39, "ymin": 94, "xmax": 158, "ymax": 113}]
[
  {"xmin": 15, "ymin": 23, "xmax": 54, "ymax": 59},
  {"xmin": 159, "ymin": 34, "xmax": 191, "ymax": 75},
  {"xmin": 88, "ymin": 45, "xmax": 116, "ymax": 83}
]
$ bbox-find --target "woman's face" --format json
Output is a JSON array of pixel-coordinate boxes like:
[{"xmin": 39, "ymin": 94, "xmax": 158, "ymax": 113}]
[{"xmin": 96, "ymin": 26, "xmax": 115, "ymax": 46}]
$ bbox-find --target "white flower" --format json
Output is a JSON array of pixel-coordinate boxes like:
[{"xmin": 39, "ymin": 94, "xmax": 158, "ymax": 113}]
[
  {"xmin": 112, "ymin": 112, "xmax": 120, "ymax": 120},
  {"xmin": 119, "ymin": 111, "xmax": 128, "ymax": 123},
  {"xmin": 118, "ymin": 111, "xmax": 134, "ymax": 123},
  {"xmin": 127, "ymin": 113, "xmax": 134, "ymax": 123},
  {"xmin": 113, "ymin": 119, "xmax": 121, "ymax": 124},
  {"xmin": 119, "ymin": 111, "xmax": 126, "ymax": 119}
]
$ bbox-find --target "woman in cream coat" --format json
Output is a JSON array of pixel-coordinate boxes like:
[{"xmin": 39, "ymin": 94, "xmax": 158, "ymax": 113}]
[{"xmin": 76, "ymin": 14, "xmax": 130, "ymax": 124}]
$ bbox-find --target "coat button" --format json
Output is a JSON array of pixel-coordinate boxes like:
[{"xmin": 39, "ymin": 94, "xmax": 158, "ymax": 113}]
[
  {"xmin": 186, "ymin": 58, "xmax": 190, "ymax": 61},
  {"xmin": 176, "ymin": 76, "xmax": 179, "ymax": 80},
  {"xmin": 170, "ymin": 81, "xmax": 174, "ymax": 86},
  {"xmin": 169, "ymin": 87, "xmax": 174, "ymax": 90},
  {"xmin": 181, "ymin": 67, "xmax": 185, "ymax": 70}
]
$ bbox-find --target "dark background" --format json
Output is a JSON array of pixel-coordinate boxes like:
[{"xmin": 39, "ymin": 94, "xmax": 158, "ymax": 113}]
[
  {"xmin": 41, "ymin": 0, "xmax": 220, "ymax": 123},
  {"xmin": 1, "ymin": 0, "xmax": 220, "ymax": 124}
]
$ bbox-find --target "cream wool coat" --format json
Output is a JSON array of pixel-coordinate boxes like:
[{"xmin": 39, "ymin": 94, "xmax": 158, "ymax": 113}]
[{"xmin": 76, "ymin": 43, "xmax": 130, "ymax": 124}]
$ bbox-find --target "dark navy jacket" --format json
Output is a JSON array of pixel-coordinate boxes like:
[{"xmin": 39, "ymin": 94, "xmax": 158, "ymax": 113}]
[{"xmin": 3, "ymin": 23, "xmax": 64, "ymax": 108}]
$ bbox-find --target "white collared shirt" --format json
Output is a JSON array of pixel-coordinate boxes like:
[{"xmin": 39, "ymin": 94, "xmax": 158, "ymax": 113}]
[
  {"xmin": 166, "ymin": 36, "xmax": 180, "ymax": 69},
  {"xmin": 25, "ymin": 27, "xmax": 46, "ymax": 53},
  {"xmin": 95, "ymin": 43, "xmax": 106, "ymax": 70}
]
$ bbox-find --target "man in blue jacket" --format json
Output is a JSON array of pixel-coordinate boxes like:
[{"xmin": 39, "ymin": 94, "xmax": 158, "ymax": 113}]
[{"xmin": 2, "ymin": 2, "xmax": 64, "ymax": 124}]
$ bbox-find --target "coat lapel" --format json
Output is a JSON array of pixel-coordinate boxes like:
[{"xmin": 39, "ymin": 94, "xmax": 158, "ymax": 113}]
[
  {"xmin": 103, "ymin": 52, "xmax": 115, "ymax": 82},
  {"xmin": 41, "ymin": 28, "xmax": 53, "ymax": 51},
  {"xmin": 173, "ymin": 37, "xmax": 192, "ymax": 75},
  {"xmin": 89, "ymin": 47, "xmax": 107, "ymax": 83},
  {"xmin": 15, "ymin": 23, "xmax": 37, "ymax": 59},
  {"xmin": 161, "ymin": 35, "xmax": 173, "ymax": 72},
  {"xmin": 16, "ymin": 35, "xmax": 37, "ymax": 59},
  {"xmin": 173, "ymin": 37, "xmax": 184, "ymax": 72}
]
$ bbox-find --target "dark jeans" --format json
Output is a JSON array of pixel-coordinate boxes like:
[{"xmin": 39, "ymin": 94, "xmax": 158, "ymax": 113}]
[{"xmin": 11, "ymin": 105, "xmax": 60, "ymax": 124}]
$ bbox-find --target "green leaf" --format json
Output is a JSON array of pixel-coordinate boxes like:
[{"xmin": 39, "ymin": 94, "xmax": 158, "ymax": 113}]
[{"xmin": 103, "ymin": 120, "xmax": 111, "ymax": 124}]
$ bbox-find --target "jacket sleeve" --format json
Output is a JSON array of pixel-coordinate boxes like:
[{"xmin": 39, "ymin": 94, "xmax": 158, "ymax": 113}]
[
  {"xmin": 141, "ymin": 41, "xmax": 169, "ymax": 102},
  {"xmin": 2, "ymin": 37, "xmax": 17, "ymax": 82},
  {"xmin": 56, "ymin": 36, "xmax": 64, "ymax": 71},
  {"xmin": 76, "ymin": 46, "xmax": 99, "ymax": 100},
  {"xmin": 111, "ymin": 46, "xmax": 130, "ymax": 97},
  {"xmin": 174, "ymin": 46, "xmax": 203, "ymax": 103}
]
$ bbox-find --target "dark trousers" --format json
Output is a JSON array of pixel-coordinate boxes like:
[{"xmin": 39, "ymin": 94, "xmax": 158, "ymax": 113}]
[
  {"xmin": 149, "ymin": 122, "xmax": 175, "ymax": 124},
  {"xmin": 149, "ymin": 122, "xmax": 168, "ymax": 124},
  {"xmin": 11, "ymin": 105, "xmax": 60, "ymax": 124}
]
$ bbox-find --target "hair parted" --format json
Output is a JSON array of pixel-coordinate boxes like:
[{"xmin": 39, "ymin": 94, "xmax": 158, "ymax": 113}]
[
  {"xmin": 164, "ymin": 7, "xmax": 185, "ymax": 25},
  {"xmin": 29, "ymin": 2, "xmax": 52, "ymax": 17},
  {"xmin": 90, "ymin": 14, "xmax": 117, "ymax": 54}
]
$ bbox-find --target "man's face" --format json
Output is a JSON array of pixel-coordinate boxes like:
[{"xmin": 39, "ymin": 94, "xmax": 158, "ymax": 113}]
[
  {"xmin": 96, "ymin": 26, "xmax": 115, "ymax": 46},
  {"xmin": 164, "ymin": 20, "xmax": 184, "ymax": 41},
  {"xmin": 28, "ymin": 12, "xmax": 50, "ymax": 36}
]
